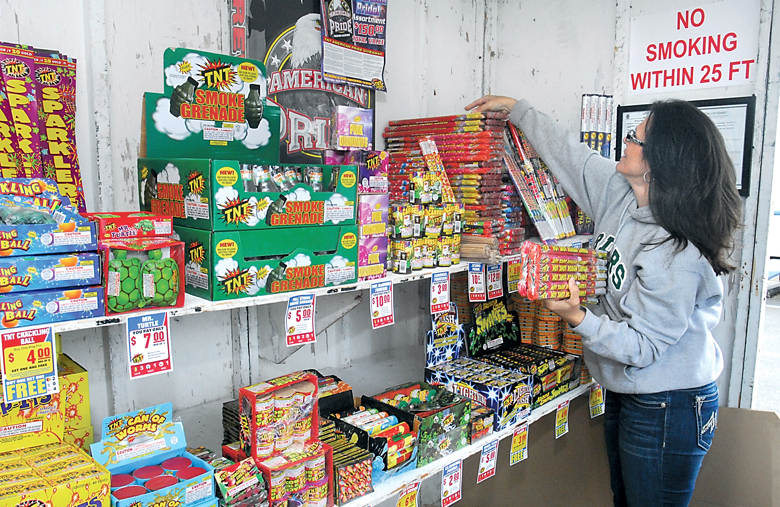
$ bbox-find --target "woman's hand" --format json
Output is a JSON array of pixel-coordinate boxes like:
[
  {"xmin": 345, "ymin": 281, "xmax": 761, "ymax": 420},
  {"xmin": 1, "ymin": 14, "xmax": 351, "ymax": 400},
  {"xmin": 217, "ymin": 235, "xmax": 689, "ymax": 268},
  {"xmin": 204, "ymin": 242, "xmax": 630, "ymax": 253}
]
[
  {"xmin": 465, "ymin": 95, "xmax": 518, "ymax": 114},
  {"xmin": 542, "ymin": 277, "xmax": 586, "ymax": 327}
]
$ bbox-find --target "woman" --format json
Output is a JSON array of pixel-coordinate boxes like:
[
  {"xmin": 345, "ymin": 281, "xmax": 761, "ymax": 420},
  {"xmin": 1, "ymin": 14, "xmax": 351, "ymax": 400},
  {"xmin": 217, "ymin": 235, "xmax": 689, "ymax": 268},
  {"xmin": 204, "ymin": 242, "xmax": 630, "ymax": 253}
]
[{"xmin": 466, "ymin": 95, "xmax": 742, "ymax": 506}]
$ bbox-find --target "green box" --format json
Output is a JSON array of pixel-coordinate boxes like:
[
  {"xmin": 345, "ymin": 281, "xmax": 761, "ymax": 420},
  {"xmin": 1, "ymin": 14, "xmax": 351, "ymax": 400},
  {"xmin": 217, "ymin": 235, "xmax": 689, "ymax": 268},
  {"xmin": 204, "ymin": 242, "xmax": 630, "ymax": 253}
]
[
  {"xmin": 138, "ymin": 158, "xmax": 358, "ymax": 231},
  {"xmin": 176, "ymin": 224, "xmax": 358, "ymax": 301}
]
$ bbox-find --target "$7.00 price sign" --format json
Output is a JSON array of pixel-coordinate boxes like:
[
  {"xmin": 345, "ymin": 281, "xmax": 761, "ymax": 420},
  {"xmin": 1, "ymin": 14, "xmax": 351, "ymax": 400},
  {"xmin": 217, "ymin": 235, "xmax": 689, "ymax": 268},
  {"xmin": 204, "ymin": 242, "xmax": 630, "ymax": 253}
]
[
  {"xmin": 0, "ymin": 325, "xmax": 58, "ymax": 403},
  {"xmin": 286, "ymin": 294, "xmax": 316, "ymax": 347},
  {"xmin": 370, "ymin": 280, "xmax": 394, "ymax": 330},
  {"xmin": 127, "ymin": 311, "xmax": 172, "ymax": 379}
]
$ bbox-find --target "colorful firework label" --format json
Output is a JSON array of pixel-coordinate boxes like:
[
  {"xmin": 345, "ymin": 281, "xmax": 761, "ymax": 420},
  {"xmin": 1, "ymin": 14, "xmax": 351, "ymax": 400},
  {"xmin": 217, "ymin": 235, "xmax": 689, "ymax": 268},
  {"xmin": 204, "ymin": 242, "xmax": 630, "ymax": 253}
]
[
  {"xmin": 0, "ymin": 44, "xmax": 42, "ymax": 178},
  {"xmin": 33, "ymin": 55, "xmax": 85, "ymax": 211},
  {"xmin": 0, "ymin": 75, "xmax": 24, "ymax": 177}
]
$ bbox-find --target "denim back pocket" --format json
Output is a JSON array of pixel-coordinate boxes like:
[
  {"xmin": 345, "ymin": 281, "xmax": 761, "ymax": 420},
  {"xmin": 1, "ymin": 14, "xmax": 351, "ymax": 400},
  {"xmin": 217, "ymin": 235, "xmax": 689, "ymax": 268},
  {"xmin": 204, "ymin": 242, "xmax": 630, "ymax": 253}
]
[{"xmin": 695, "ymin": 384, "xmax": 719, "ymax": 451}]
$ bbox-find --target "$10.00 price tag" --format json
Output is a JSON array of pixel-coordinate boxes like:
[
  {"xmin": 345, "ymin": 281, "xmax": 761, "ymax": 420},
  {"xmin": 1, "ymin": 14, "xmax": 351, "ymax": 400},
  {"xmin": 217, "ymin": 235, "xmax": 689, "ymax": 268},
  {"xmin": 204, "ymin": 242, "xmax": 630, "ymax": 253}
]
[
  {"xmin": 127, "ymin": 311, "xmax": 172, "ymax": 379},
  {"xmin": 370, "ymin": 280, "xmax": 394, "ymax": 330},
  {"xmin": 468, "ymin": 263, "xmax": 486, "ymax": 302},
  {"xmin": 0, "ymin": 325, "xmax": 58, "ymax": 403},
  {"xmin": 510, "ymin": 422, "xmax": 528, "ymax": 465},
  {"xmin": 430, "ymin": 271, "xmax": 450, "ymax": 314},
  {"xmin": 477, "ymin": 438, "xmax": 499, "ymax": 483},
  {"xmin": 396, "ymin": 481, "xmax": 420, "ymax": 507},
  {"xmin": 286, "ymin": 294, "xmax": 316, "ymax": 347},
  {"xmin": 486, "ymin": 263, "xmax": 503, "ymax": 299},
  {"xmin": 441, "ymin": 459, "xmax": 463, "ymax": 506},
  {"xmin": 555, "ymin": 400, "xmax": 570, "ymax": 439}
]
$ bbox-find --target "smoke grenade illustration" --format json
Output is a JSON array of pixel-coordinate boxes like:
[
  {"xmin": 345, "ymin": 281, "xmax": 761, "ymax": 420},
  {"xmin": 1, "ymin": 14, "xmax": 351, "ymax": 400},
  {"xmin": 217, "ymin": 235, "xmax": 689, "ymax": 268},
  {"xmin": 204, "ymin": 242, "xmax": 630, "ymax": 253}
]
[
  {"xmin": 169, "ymin": 77, "xmax": 199, "ymax": 117},
  {"xmin": 245, "ymin": 84, "xmax": 264, "ymax": 128},
  {"xmin": 265, "ymin": 194, "xmax": 288, "ymax": 226},
  {"xmin": 264, "ymin": 261, "xmax": 287, "ymax": 291}
]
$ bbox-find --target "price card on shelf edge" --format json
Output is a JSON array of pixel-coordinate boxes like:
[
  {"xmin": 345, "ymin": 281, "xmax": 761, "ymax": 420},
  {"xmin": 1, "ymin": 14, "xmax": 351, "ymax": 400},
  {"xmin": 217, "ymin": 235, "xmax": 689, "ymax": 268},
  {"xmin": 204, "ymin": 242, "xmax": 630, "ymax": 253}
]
[
  {"xmin": 507, "ymin": 259, "xmax": 522, "ymax": 293},
  {"xmin": 127, "ymin": 311, "xmax": 172, "ymax": 380},
  {"xmin": 477, "ymin": 438, "xmax": 499, "ymax": 484},
  {"xmin": 0, "ymin": 325, "xmax": 58, "ymax": 403},
  {"xmin": 510, "ymin": 422, "xmax": 529, "ymax": 465},
  {"xmin": 430, "ymin": 271, "xmax": 450, "ymax": 314},
  {"xmin": 441, "ymin": 459, "xmax": 463, "ymax": 507},
  {"xmin": 555, "ymin": 400, "xmax": 570, "ymax": 439},
  {"xmin": 370, "ymin": 280, "xmax": 394, "ymax": 330},
  {"xmin": 486, "ymin": 263, "xmax": 503, "ymax": 299},
  {"xmin": 396, "ymin": 481, "xmax": 419, "ymax": 507},
  {"xmin": 286, "ymin": 294, "xmax": 316, "ymax": 347},
  {"xmin": 467, "ymin": 263, "xmax": 486, "ymax": 302},
  {"xmin": 590, "ymin": 383, "xmax": 605, "ymax": 418}
]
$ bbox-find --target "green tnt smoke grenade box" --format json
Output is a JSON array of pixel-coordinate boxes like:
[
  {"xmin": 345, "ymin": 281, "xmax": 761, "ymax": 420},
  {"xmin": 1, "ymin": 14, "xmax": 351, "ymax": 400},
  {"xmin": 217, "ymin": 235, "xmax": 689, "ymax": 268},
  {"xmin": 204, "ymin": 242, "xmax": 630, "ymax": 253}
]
[
  {"xmin": 138, "ymin": 158, "xmax": 357, "ymax": 231},
  {"xmin": 175, "ymin": 224, "xmax": 358, "ymax": 301},
  {"xmin": 143, "ymin": 47, "xmax": 280, "ymax": 163}
]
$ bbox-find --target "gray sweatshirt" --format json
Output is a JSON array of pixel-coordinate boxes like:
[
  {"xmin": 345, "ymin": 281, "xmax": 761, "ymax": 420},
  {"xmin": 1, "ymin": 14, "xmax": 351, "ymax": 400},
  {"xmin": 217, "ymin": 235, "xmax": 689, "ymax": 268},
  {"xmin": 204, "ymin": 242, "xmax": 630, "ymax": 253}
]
[{"xmin": 509, "ymin": 99, "xmax": 724, "ymax": 394}]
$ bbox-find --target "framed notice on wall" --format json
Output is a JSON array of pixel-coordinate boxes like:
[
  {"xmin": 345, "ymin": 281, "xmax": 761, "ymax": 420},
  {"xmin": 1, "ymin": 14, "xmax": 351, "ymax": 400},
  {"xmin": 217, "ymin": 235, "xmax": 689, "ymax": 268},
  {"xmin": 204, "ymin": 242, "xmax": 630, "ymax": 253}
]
[{"xmin": 616, "ymin": 95, "xmax": 755, "ymax": 196}]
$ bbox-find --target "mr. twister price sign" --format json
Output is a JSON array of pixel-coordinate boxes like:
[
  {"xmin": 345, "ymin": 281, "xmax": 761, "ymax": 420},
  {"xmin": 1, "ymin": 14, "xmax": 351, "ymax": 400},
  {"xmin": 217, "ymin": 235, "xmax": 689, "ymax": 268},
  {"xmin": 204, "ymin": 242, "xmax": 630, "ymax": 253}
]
[
  {"xmin": 0, "ymin": 325, "xmax": 58, "ymax": 403},
  {"xmin": 127, "ymin": 311, "xmax": 173, "ymax": 379}
]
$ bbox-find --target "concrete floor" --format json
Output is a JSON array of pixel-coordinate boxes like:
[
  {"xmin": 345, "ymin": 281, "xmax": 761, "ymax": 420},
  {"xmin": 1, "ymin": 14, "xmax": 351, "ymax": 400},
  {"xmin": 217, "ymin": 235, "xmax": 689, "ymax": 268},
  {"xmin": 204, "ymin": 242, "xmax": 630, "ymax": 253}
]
[{"xmin": 750, "ymin": 294, "xmax": 780, "ymax": 412}]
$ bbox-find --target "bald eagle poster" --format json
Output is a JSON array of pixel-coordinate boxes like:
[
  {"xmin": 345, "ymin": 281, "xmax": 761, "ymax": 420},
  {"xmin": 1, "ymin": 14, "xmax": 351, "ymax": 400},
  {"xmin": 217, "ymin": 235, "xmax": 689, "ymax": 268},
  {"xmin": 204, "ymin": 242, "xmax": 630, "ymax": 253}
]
[{"xmin": 233, "ymin": 0, "xmax": 376, "ymax": 164}]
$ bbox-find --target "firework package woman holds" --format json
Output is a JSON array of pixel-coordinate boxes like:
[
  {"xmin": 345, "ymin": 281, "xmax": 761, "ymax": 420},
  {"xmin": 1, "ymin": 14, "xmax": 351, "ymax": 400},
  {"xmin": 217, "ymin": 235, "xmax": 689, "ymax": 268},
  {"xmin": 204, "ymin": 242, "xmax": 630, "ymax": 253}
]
[{"xmin": 466, "ymin": 95, "xmax": 741, "ymax": 507}]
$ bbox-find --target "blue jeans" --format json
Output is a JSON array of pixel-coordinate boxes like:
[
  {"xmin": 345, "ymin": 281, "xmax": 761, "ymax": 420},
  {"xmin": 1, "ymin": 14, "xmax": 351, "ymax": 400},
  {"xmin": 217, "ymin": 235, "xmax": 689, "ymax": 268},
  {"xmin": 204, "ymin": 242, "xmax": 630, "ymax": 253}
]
[{"xmin": 604, "ymin": 383, "xmax": 718, "ymax": 507}]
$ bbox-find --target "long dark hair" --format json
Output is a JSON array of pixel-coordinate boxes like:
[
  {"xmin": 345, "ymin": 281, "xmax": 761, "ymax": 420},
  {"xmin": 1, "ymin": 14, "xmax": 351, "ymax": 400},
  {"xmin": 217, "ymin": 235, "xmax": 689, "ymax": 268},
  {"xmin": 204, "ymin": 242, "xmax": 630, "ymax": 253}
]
[{"xmin": 642, "ymin": 100, "xmax": 742, "ymax": 275}]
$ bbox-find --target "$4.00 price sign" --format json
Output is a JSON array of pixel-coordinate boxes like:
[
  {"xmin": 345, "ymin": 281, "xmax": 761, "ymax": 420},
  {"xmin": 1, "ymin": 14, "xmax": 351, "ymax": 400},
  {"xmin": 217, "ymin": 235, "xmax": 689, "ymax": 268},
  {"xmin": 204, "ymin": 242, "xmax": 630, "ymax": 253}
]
[
  {"xmin": 486, "ymin": 263, "xmax": 503, "ymax": 299},
  {"xmin": 0, "ymin": 325, "xmax": 58, "ymax": 403},
  {"xmin": 127, "ymin": 311, "xmax": 172, "ymax": 379},
  {"xmin": 370, "ymin": 280, "xmax": 394, "ymax": 330},
  {"xmin": 430, "ymin": 271, "xmax": 450, "ymax": 314},
  {"xmin": 286, "ymin": 294, "xmax": 316, "ymax": 347},
  {"xmin": 396, "ymin": 481, "xmax": 420, "ymax": 507},
  {"xmin": 556, "ymin": 400, "xmax": 570, "ymax": 439},
  {"xmin": 468, "ymin": 263, "xmax": 486, "ymax": 302},
  {"xmin": 441, "ymin": 459, "xmax": 463, "ymax": 506},
  {"xmin": 477, "ymin": 438, "xmax": 499, "ymax": 483}
]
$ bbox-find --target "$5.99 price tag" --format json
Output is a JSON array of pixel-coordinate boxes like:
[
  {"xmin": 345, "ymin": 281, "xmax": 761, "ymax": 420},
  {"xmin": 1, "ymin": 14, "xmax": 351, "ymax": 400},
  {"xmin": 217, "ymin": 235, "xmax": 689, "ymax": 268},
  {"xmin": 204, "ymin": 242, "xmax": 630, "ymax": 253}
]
[
  {"xmin": 555, "ymin": 400, "xmax": 570, "ymax": 439},
  {"xmin": 441, "ymin": 459, "xmax": 463, "ymax": 506},
  {"xmin": 127, "ymin": 311, "xmax": 172, "ymax": 379},
  {"xmin": 370, "ymin": 280, "xmax": 394, "ymax": 330},
  {"xmin": 286, "ymin": 294, "xmax": 316, "ymax": 347},
  {"xmin": 0, "ymin": 325, "xmax": 58, "ymax": 403},
  {"xmin": 486, "ymin": 263, "xmax": 503, "ymax": 299},
  {"xmin": 477, "ymin": 438, "xmax": 499, "ymax": 483},
  {"xmin": 507, "ymin": 259, "xmax": 521, "ymax": 293},
  {"xmin": 430, "ymin": 271, "xmax": 450, "ymax": 314},
  {"xmin": 468, "ymin": 263, "xmax": 486, "ymax": 302},
  {"xmin": 510, "ymin": 422, "xmax": 528, "ymax": 465},
  {"xmin": 396, "ymin": 481, "xmax": 419, "ymax": 507}
]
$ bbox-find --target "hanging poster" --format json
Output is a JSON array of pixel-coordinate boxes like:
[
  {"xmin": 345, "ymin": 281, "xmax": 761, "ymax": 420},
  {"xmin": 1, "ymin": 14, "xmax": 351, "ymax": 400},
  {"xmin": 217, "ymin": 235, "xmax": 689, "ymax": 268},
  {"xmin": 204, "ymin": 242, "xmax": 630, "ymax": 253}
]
[{"xmin": 320, "ymin": 0, "xmax": 388, "ymax": 91}]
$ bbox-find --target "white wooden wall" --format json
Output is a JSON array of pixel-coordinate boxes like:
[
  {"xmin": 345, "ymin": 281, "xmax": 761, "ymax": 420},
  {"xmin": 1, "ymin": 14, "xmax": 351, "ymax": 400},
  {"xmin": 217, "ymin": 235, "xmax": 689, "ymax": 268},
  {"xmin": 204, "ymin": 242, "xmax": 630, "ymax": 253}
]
[{"xmin": 1, "ymin": 0, "xmax": 775, "ymax": 453}]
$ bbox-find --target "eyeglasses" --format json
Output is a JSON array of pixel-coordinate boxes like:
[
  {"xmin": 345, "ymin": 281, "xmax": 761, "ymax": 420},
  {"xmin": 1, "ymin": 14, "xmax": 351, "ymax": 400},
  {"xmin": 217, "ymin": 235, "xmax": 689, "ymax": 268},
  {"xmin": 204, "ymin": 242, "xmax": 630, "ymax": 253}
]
[{"xmin": 626, "ymin": 129, "xmax": 645, "ymax": 147}]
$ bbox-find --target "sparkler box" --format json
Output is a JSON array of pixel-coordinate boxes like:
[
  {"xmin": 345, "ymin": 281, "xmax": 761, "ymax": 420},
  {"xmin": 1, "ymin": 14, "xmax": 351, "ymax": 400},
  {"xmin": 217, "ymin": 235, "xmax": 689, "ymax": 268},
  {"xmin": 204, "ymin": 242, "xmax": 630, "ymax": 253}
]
[
  {"xmin": 175, "ymin": 224, "xmax": 358, "ymax": 301},
  {"xmin": 137, "ymin": 158, "xmax": 357, "ymax": 231},
  {"xmin": 0, "ymin": 252, "xmax": 100, "ymax": 294},
  {"xmin": 91, "ymin": 402, "xmax": 217, "ymax": 507},
  {"xmin": 83, "ymin": 211, "xmax": 174, "ymax": 240},
  {"xmin": 0, "ymin": 285, "xmax": 104, "ymax": 329},
  {"xmin": 371, "ymin": 382, "xmax": 470, "ymax": 468}
]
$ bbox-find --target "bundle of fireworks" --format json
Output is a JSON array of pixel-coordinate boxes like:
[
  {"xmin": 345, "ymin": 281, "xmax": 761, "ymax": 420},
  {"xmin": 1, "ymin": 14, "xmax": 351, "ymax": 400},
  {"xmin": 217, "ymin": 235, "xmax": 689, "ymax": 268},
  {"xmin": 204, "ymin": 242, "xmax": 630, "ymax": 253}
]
[
  {"xmin": 562, "ymin": 323, "xmax": 584, "ymax": 355},
  {"xmin": 0, "ymin": 43, "xmax": 87, "ymax": 211},
  {"xmin": 0, "ymin": 441, "xmax": 109, "ymax": 507},
  {"xmin": 91, "ymin": 403, "xmax": 217, "ymax": 507},
  {"xmin": 580, "ymin": 94, "xmax": 614, "ymax": 160},
  {"xmin": 260, "ymin": 441, "xmax": 330, "ymax": 507},
  {"xmin": 331, "ymin": 406, "xmax": 416, "ymax": 467},
  {"xmin": 213, "ymin": 457, "xmax": 268, "ymax": 507},
  {"xmin": 388, "ymin": 202, "xmax": 462, "ymax": 272},
  {"xmin": 511, "ymin": 295, "xmax": 567, "ymax": 349},
  {"xmin": 519, "ymin": 241, "xmax": 607, "ymax": 301},
  {"xmin": 425, "ymin": 357, "xmax": 532, "ymax": 431},
  {"xmin": 222, "ymin": 399, "xmax": 241, "ymax": 446},
  {"xmin": 450, "ymin": 272, "xmax": 473, "ymax": 325},
  {"xmin": 318, "ymin": 430, "xmax": 373, "ymax": 505},
  {"xmin": 503, "ymin": 124, "xmax": 575, "ymax": 243},
  {"xmin": 499, "ymin": 178, "xmax": 534, "ymax": 256},
  {"xmin": 459, "ymin": 235, "xmax": 500, "ymax": 264},
  {"xmin": 477, "ymin": 343, "xmax": 582, "ymax": 409}
]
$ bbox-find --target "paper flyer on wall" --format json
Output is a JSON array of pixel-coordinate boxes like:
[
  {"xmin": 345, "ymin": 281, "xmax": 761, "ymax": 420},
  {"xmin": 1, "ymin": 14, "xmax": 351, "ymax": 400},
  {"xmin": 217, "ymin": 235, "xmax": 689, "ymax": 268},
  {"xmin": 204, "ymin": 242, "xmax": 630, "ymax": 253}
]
[{"xmin": 319, "ymin": 0, "xmax": 388, "ymax": 92}]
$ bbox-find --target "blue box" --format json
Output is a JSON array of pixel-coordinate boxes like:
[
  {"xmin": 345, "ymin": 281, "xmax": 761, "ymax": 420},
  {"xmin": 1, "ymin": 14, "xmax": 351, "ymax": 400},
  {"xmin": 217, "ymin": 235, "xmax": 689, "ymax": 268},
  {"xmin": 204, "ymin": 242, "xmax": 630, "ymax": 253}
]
[
  {"xmin": 0, "ymin": 286, "xmax": 104, "ymax": 328},
  {"xmin": 0, "ymin": 253, "xmax": 101, "ymax": 293}
]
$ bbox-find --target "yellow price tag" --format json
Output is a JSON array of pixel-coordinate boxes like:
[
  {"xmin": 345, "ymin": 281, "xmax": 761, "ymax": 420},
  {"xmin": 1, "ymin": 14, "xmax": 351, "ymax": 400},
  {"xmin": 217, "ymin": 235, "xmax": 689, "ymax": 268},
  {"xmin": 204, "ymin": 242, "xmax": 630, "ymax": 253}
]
[
  {"xmin": 510, "ymin": 422, "xmax": 528, "ymax": 465},
  {"xmin": 396, "ymin": 482, "xmax": 419, "ymax": 507},
  {"xmin": 589, "ymin": 384, "xmax": 605, "ymax": 418},
  {"xmin": 555, "ymin": 400, "xmax": 570, "ymax": 439},
  {"xmin": 3, "ymin": 342, "xmax": 53, "ymax": 380}
]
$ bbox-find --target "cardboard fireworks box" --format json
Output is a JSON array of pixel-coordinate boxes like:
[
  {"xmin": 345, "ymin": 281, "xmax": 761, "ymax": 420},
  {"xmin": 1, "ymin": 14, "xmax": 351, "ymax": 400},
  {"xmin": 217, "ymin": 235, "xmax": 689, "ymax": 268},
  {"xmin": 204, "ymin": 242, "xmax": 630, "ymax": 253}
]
[
  {"xmin": 0, "ymin": 441, "xmax": 110, "ymax": 507},
  {"xmin": 143, "ymin": 47, "xmax": 280, "ymax": 163},
  {"xmin": 0, "ymin": 286, "xmax": 104, "ymax": 329},
  {"xmin": 371, "ymin": 382, "xmax": 470, "ymax": 468},
  {"xmin": 57, "ymin": 353, "xmax": 91, "ymax": 432},
  {"xmin": 138, "ymin": 158, "xmax": 357, "ymax": 231},
  {"xmin": 176, "ymin": 224, "xmax": 357, "ymax": 301},
  {"xmin": 91, "ymin": 402, "xmax": 217, "ymax": 507},
  {"xmin": 0, "ymin": 393, "xmax": 64, "ymax": 452},
  {"xmin": 0, "ymin": 178, "xmax": 98, "ymax": 257},
  {"xmin": 358, "ymin": 236, "xmax": 387, "ymax": 281},
  {"xmin": 0, "ymin": 253, "xmax": 101, "ymax": 294},
  {"xmin": 83, "ymin": 211, "xmax": 174, "ymax": 240}
]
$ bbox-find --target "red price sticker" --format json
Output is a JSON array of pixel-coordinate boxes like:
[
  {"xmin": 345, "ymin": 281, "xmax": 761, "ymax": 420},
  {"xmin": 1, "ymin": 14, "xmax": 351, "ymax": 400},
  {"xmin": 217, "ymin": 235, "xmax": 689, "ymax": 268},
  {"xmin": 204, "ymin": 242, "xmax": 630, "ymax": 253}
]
[
  {"xmin": 286, "ymin": 294, "xmax": 316, "ymax": 346},
  {"xmin": 127, "ymin": 312, "xmax": 172, "ymax": 379},
  {"xmin": 441, "ymin": 459, "xmax": 462, "ymax": 506},
  {"xmin": 430, "ymin": 271, "xmax": 450, "ymax": 314},
  {"xmin": 370, "ymin": 280, "xmax": 394, "ymax": 330},
  {"xmin": 486, "ymin": 263, "xmax": 503, "ymax": 299},
  {"xmin": 396, "ymin": 481, "xmax": 419, "ymax": 507},
  {"xmin": 510, "ymin": 422, "xmax": 528, "ymax": 465},
  {"xmin": 507, "ymin": 259, "xmax": 521, "ymax": 293},
  {"xmin": 468, "ymin": 263, "xmax": 486, "ymax": 302},
  {"xmin": 477, "ymin": 438, "xmax": 499, "ymax": 483},
  {"xmin": 556, "ymin": 400, "xmax": 570, "ymax": 439}
]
